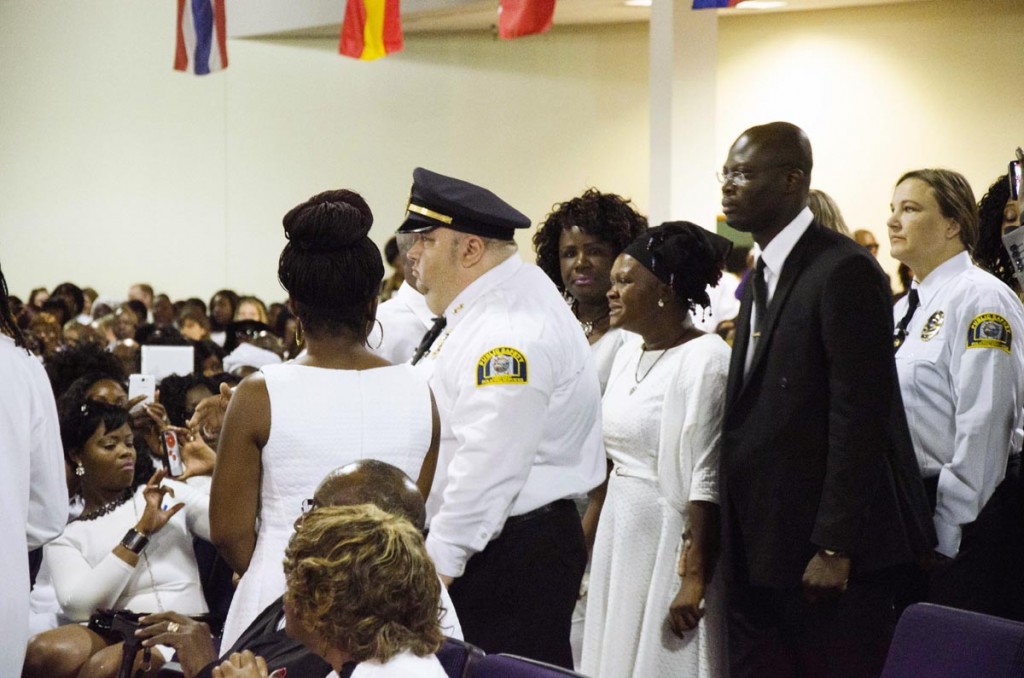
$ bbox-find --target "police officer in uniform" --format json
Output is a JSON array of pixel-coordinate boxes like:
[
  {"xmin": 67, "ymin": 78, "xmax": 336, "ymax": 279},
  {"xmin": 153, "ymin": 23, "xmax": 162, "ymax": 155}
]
[
  {"xmin": 890, "ymin": 168, "xmax": 1024, "ymax": 617},
  {"xmin": 400, "ymin": 168, "xmax": 605, "ymax": 668}
]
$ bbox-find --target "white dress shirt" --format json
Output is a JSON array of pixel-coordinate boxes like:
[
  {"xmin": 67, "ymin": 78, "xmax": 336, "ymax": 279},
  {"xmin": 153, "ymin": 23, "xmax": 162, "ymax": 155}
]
[
  {"xmin": 894, "ymin": 251, "xmax": 1024, "ymax": 557},
  {"xmin": 416, "ymin": 255, "xmax": 606, "ymax": 578},
  {"xmin": 369, "ymin": 281, "xmax": 434, "ymax": 365},
  {"xmin": 0, "ymin": 334, "xmax": 68, "ymax": 678},
  {"xmin": 745, "ymin": 206, "xmax": 814, "ymax": 373}
]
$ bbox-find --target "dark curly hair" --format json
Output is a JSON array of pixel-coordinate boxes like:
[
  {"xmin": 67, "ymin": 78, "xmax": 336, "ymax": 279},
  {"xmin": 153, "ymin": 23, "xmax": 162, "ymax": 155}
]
[
  {"xmin": 46, "ymin": 342, "xmax": 127, "ymax": 400},
  {"xmin": 532, "ymin": 189, "xmax": 648, "ymax": 291},
  {"xmin": 0, "ymin": 258, "xmax": 27, "ymax": 348},
  {"xmin": 625, "ymin": 221, "xmax": 731, "ymax": 312},
  {"xmin": 278, "ymin": 189, "xmax": 384, "ymax": 339},
  {"xmin": 974, "ymin": 174, "xmax": 1018, "ymax": 293}
]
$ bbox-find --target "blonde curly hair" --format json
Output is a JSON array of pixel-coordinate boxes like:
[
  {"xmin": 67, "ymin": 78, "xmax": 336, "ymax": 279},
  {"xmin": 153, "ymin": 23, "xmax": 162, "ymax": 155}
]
[{"xmin": 283, "ymin": 504, "xmax": 444, "ymax": 663}]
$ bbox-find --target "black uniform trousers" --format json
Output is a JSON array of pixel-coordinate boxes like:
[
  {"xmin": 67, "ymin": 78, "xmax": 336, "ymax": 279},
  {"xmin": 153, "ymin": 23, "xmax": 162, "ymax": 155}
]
[
  {"xmin": 447, "ymin": 498, "xmax": 585, "ymax": 670},
  {"xmin": 923, "ymin": 455, "xmax": 1024, "ymax": 620}
]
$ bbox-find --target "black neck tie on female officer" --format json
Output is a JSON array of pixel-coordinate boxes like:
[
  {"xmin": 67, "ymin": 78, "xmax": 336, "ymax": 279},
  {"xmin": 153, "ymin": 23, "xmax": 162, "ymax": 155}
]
[
  {"xmin": 893, "ymin": 289, "xmax": 919, "ymax": 352},
  {"xmin": 411, "ymin": 316, "xmax": 447, "ymax": 365}
]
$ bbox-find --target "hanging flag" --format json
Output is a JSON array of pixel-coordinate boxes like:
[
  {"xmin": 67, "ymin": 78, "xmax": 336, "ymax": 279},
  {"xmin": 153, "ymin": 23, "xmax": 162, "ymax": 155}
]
[
  {"xmin": 498, "ymin": 0, "xmax": 556, "ymax": 40},
  {"xmin": 174, "ymin": 0, "xmax": 228, "ymax": 75},
  {"xmin": 340, "ymin": 0, "xmax": 403, "ymax": 61},
  {"xmin": 692, "ymin": 0, "xmax": 741, "ymax": 7}
]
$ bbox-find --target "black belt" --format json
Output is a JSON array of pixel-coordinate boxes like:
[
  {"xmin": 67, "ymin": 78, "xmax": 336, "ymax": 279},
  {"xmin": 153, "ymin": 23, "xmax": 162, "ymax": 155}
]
[{"xmin": 504, "ymin": 498, "xmax": 576, "ymax": 530}]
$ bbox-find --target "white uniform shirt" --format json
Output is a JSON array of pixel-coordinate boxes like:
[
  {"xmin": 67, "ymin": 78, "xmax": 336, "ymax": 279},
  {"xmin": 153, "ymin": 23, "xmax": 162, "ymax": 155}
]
[
  {"xmin": 0, "ymin": 334, "xmax": 68, "ymax": 678},
  {"xmin": 416, "ymin": 255, "xmax": 605, "ymax": 578},
  {"xmin": 369, "ymin": 281, "xmax": 434, "ymax": 365},
  {"xmin": 894, "ymin": 251, "xmax": 1024, "ymax": 557}
]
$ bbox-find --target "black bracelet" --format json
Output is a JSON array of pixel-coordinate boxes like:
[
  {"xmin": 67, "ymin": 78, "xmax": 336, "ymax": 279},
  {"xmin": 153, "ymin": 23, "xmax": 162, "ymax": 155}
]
[{"xmin": 121, "ymin": 529, "xmax": 150, "ymax": 554}]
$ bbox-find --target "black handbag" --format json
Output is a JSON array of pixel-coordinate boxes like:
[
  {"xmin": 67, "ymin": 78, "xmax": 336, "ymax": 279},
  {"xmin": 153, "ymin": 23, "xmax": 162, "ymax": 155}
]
[{"xmin": 87, "ymin": 609, "xmax": 152, "ymax": 678}]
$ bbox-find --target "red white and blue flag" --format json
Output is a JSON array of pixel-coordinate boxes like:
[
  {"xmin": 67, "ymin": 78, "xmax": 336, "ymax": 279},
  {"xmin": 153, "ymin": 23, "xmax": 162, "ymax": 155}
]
[
  {"xmin": 692, "ymin": 0, "xmax": 741, "ymax": 7},
  {"xmin": 174, "ymin": 0, "xmax": 228, "ymax": 75}
]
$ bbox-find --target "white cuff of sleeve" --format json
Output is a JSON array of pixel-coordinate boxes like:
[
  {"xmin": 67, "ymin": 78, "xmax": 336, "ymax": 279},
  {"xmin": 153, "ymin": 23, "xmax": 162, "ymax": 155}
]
[
  {"xmin": 933, "ymin": 517, "xmax": 962, "ymax": 559},
  {"xmin": 426, "ymin": 533, "xmax": 473, "ymax": 580}
]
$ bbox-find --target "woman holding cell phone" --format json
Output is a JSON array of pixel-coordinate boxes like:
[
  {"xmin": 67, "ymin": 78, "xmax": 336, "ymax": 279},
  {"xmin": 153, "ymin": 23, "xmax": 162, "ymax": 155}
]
[{"xmin": 24, "ymin": 393, "xmax": 211, "ymax": 678}]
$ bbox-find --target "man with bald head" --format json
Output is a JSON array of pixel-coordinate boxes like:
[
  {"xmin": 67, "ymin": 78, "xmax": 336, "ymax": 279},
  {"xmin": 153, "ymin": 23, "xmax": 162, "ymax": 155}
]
[
  {"xmin": 137, "ymin": 460, "xmax": 460, "ymax": 678},
  {"xmin": 720, "ymin": 122, "xmax": 933, "ymax": 677}
]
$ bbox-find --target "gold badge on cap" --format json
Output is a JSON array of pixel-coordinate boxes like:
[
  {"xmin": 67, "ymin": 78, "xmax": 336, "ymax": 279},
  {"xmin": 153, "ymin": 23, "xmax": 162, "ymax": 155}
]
[
  {"xmin": 476, "ymin": 347, "xmax": 528, "ymax": 387},
  {"xmin": 966, "ymin": 313, "xmax": 1013, "ymax": 353},
  {"xmin": 920, "ymin": 311, "xmax": 944, "ymax": 341}
]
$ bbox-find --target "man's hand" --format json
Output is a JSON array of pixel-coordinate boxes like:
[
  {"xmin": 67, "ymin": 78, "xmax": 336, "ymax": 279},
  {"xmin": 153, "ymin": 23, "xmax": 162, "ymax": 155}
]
[
  {"xmin": 802, "ymin": 550, "xmax": 851, "ymax": 603},
  {"xmin": 668, "ymin": 574, "xmax": 706, "ymax": 638},
  {"xmin": 136, "ymin": 611, "xmax": 217, "ymax": 678}
]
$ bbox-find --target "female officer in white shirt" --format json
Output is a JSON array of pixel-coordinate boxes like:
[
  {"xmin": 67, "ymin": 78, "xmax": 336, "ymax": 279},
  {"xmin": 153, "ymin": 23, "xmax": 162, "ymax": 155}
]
[{"xmin": 889, "ymin": 168, "xmax": 1024, "ymax": 617}]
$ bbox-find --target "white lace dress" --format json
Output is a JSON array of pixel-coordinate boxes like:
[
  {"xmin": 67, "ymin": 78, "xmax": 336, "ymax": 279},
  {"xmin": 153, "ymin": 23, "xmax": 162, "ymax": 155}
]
[
  {"xmin": 581, "ymin": 334, "xmax": 729, "ymax": 678},
  {"xmin": 220, "ymin": 363, "xmax": 433, "ymax": 647}
]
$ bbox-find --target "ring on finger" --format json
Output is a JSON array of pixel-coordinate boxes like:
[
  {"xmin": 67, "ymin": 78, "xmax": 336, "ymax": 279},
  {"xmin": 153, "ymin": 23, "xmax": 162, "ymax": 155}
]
[{"xmin": 167, "ymin": 621, "xmax": 181, "ymax": 633}]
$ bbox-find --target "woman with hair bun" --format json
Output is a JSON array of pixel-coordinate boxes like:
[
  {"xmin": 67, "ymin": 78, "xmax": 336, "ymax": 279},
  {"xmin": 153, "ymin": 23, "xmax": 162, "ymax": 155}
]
[
  {"xmin": 581, "ymin": 222, "xmax": 730, "ymax": 678},
  {"xmin": 211, "ymin": 189, "xmax": 440, "ymax": 648}
]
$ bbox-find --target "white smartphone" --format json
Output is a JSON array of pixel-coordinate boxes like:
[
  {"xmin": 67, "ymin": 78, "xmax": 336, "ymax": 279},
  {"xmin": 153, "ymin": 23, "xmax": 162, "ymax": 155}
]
[{"xmin": 127, "ymin": 374, "xmax": 156, "ymax": 411}]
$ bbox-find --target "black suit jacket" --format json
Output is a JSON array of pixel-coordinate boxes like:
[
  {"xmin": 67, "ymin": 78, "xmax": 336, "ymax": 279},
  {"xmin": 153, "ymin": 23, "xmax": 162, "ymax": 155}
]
[
  {"xmin": 194, "ymin": 596, "xmax": 338, "ymax": 678},
  {"xmin": 722, "ymin": 222, "xmax": 935, "ymax": 589}
]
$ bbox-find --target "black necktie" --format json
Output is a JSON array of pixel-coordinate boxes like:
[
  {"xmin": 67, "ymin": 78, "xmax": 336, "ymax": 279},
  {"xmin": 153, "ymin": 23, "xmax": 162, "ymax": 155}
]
[
  {"xmin": 893, "ymin": 289, "xmax": 920, "ymax": 352},
  {"xmin": 751, "ymin": 258, "xmax": 768, "ymax": 342},
  {"xmin": 411, "ymin": 316, "xmax": 447, "ymax": 365}
]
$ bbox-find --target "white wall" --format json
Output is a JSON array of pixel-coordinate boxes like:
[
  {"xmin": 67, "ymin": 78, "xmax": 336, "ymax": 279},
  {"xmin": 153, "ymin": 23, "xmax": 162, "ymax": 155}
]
[
  {"xmin": 717, "ymin": 0, "xmax": 1024, "ymax": 277},
  {"xmin": 0, "ymin": 3, "xmax": 648, "ymax": 303},
  {"xmin": 2, "ymin": 0, "xmax": 1022, "ymax": 303}
]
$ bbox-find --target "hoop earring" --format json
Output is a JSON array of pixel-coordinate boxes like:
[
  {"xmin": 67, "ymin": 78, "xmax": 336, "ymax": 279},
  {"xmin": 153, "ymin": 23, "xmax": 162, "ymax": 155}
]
[
  {"xmin": 367, "ymin": 320, "xmax": 384, "ymax": 351},
  {"xmin": 657, "ymin": 298, "xmax": 665, "ymax": 308},
  {"xmin": 75, "ymin": 463, "xmax": 85, "ymax": 477}
]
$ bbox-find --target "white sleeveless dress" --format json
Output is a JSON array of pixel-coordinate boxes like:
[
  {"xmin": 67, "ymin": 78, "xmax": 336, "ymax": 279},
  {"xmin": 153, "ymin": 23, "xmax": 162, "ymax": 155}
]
[{"xmin": 220, "ymin": 362, "xmax": 433, "ymax": 647}]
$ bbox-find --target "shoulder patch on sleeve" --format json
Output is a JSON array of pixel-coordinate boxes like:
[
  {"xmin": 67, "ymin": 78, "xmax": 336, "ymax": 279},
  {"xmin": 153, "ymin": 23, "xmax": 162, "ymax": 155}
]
[
  {"xmin": 476, "ymin": 347, "xmax": 528, "ymax": 387},
  {"xmin": 966, "ymin": 313, "xmax": 1012, "ymax": 353}
]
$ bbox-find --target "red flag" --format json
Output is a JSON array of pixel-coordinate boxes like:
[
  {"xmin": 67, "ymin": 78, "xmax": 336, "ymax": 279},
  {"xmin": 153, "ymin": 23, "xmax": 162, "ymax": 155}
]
[
  {"xmin": 498, "ymin": 0, "xmax": 556, "ymax": 40},
  {"xmin": 340, "ymin": 0, "xmax": 403, "ymax": 61}
]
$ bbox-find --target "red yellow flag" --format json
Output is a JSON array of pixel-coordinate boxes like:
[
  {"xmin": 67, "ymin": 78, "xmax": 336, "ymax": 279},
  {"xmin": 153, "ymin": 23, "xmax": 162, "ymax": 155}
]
[
  {"xmin": 339, "ymin": 0, "xmax": 403, "ymax": 61},
  {"xmin": 498, "ymin": 0, "xmax": 556, "ymax": 40}
]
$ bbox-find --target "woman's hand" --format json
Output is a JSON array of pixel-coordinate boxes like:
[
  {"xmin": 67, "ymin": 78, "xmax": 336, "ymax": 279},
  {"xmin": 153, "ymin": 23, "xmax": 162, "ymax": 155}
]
[
  {"xmin": 137, "ymin": 611, "xmax": 217, "ymax": 678},
  {"xmin": 188, "ymin": 382, "xmax": 233, "ymax": 441},
  {"xmin": 211, "ymin": 650, "xmax": 270, "ymax": 678},
  {"xmin": 164, "ymin": 426, "xmax": 217, "ymax": 480},
  {"xmin": 668, "ymin": 574, "xmax": 706, "ymax": 638},
  {"xmin": 135, "ymin": 469, "xmax": 185, "ymax": 536}
]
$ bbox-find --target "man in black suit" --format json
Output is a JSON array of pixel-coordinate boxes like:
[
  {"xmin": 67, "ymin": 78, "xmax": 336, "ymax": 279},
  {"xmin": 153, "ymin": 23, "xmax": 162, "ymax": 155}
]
[{"xmin": 719, "ymin": 122, "xmax": 935, "ymax": 678}]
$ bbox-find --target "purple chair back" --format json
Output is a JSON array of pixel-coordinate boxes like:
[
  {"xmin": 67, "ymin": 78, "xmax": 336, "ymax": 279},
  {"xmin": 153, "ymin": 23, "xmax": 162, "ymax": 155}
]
[
  {"xmin": 881, "ymin": 603, "xmax": 1024, "ymax": 677},
  {"xmin": 471, "ymin": 654, "xmax": 588, "ymax": 677},
  {"xmin": 437, "ymin": 637, "xmax": 485, "ymax": 678}
]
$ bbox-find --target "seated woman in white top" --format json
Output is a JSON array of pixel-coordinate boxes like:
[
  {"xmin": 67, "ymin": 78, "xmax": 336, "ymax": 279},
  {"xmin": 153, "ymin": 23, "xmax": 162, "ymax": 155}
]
[
  {"xmin": 211, "ymin": 504, "xmax": 448, "ymax": 678},
  {"xmin": 25, "ymin": 396, "xmax": 210, "ymax": 678}
]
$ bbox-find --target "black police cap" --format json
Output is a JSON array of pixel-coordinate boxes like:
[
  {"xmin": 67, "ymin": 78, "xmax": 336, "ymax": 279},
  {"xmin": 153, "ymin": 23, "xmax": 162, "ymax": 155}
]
[{"xmin": 398, "ymin": 167, "xmax": 531, "ymax": 241}]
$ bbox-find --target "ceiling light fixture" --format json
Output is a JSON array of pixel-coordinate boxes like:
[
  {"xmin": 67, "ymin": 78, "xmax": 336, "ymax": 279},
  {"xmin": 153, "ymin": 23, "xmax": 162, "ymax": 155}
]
[
  {"xmin": 624, "ymin": 0, "xmax": 652, "ymax": 7},
  {"xmin": 734, "ymin": 1, "xmax": 788, "ymax": 8}
]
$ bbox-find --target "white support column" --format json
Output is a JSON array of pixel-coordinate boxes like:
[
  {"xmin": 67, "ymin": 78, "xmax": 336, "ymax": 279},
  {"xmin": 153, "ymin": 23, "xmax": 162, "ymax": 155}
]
[{"xmin": 648, "ymin": 0, "xmax": 720, "ymax": 229}]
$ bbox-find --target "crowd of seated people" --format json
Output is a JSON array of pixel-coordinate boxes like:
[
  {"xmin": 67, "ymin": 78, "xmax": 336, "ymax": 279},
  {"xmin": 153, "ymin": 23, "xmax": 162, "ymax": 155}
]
[{"xmin": 5, "ymin": 138, "xmax": 1024, "ymax": 678}]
